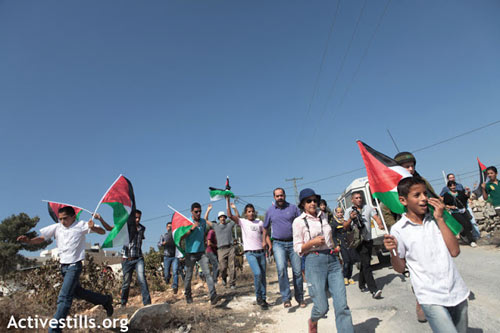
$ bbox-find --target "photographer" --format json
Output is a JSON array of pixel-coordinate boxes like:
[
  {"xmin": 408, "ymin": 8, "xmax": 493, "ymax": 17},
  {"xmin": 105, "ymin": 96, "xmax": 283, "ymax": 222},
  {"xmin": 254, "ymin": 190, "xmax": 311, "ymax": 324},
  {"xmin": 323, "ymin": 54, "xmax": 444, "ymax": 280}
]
[{"xmin": 344, "ymin": 191, "xmax": 384, "ymax": 299}]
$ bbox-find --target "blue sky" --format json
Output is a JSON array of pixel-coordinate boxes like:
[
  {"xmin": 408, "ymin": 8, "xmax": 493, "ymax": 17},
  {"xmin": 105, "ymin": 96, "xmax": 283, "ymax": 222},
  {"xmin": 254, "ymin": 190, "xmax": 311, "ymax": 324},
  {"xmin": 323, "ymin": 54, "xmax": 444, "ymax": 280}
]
[{"xmin": 1, "ymin": 0, "xmax": 499, "ymax": 252}]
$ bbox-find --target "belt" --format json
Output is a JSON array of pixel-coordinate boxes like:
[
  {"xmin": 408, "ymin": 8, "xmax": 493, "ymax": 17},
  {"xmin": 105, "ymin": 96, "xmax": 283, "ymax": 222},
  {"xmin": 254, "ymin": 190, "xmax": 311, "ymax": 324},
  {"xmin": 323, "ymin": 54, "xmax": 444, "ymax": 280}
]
[
  {"xmin": 218, "ymin": 244, "xmax": 232, "ymax": 249},
  {"xmin": 273, "ymin": 238, "xmax": 293, "ymax": 242},
  {"xmin": 306, "ymin": 249, "xmax": 334, "ymax": 256},
  {"xmin": 61, "ymin": 260, "xmax": 82, "ymax": 266},
  {"xmin": 122, "ymin": 257, "xmax": 140, "ymax": 261},
  {"xmin": 245, "ymin": 249, "xmax": 265, "ymax": 254}
]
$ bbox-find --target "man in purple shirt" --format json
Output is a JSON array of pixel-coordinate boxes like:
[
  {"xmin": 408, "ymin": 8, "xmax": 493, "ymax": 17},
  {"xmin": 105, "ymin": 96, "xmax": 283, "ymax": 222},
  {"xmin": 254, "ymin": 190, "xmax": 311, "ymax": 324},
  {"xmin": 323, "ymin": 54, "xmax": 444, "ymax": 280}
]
[{"xmin": 263, "ymin": 188, "xmax": 304, "ymax": 308}]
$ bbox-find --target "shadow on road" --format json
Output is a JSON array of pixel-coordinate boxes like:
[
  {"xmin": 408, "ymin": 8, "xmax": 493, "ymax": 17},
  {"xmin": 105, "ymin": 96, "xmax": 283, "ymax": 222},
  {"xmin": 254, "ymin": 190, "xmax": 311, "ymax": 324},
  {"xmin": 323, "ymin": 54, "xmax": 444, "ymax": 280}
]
[{"xmin": 354, "ymin": 317, "xmax": 381, "ymax": 332}]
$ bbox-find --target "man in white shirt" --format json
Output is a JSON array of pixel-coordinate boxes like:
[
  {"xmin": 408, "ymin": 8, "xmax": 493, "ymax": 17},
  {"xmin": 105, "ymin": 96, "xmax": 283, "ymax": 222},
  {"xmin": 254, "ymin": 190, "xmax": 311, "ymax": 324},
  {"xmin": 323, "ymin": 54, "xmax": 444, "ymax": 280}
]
[{"xmin": 17, "ymin": 206, "xmax": 113, "ymax": 333}]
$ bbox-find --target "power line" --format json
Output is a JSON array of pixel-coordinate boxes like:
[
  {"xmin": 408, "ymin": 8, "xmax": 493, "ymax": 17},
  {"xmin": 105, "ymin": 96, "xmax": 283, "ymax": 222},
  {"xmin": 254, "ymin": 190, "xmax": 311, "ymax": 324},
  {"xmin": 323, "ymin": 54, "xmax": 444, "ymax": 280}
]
[
  {"xmin": 297, "ymin": 0, "xmax": 342, "ymax": 143},
  {"xmin": 238, "ymin": 120, "xmax": 500, "ymax": 197},
  {"xmin": 327, "ymin": 0, "xmax": 392, "ymax": 125},
  {"xmin": 412, "ymin": 120, "xmax": 500, "ymax": 153},
  {"xmin": 312, "ymin": 0, "xmax": 368, "ymax": 141}
]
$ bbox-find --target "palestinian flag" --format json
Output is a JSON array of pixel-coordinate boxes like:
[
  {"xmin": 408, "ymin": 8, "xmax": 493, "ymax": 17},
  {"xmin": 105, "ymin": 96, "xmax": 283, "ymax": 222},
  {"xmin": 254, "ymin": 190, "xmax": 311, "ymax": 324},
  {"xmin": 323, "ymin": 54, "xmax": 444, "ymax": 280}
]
[
  {"xmin": 209, "ymin": 188, "xmax": 235, "ymax": 201},
  {"xmin": 46, "ymin": 201, "xmax": 86, "ymax": 223},
  {"xmin": 101, "ymin": 175, "xmax": 137, "ymax": 249},
  {"xmin": 472, "ymin": 157, "xmax": 487, "ymax": 198},
  {"xmin": 357, "ymin": 141, "xmax": 462, "ymax": 235},
  {"xmin": 171, "ymin": 211, "xmax": 193, "ymax": 254},
  {"xmin": 357, "ymin": 141, "xmax": 412, "ymax": 214}
]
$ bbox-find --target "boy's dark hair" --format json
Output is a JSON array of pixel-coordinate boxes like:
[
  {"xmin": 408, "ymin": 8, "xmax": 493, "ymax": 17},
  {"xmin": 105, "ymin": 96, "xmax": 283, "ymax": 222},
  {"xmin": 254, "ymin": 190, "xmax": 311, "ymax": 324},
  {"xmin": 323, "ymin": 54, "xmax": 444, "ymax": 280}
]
[
  {"xmin": 486, "ymin": 166, "xmax": 498, "ymax": 174},
  {"xmin": 447, "ymin": 180, "xmax": 456, "ymax": 188},
  {"xmin": 397, "ymin": 177, "xmax": 426, "ymax": 198},
  {"xmin": 446, "ymin": 173, "xmax": 454, "ymax": 179},
  {"xmin": 244, "ymin": 203, "xmax": 255, "ymax": 212},
  {"xmin": 191, "ymin": 202, "xmax": 201, "ymax": 211},
  {"xmin": 58, "ymin": 206, "xmax": 76, "ymax": 216},
  {"xmin": 136, "ymin": 209, "xmax": 142, "ymax": 215},
  {"xmin": 319, "ymin": 199, "xmax": 327, "ymax": 206}
]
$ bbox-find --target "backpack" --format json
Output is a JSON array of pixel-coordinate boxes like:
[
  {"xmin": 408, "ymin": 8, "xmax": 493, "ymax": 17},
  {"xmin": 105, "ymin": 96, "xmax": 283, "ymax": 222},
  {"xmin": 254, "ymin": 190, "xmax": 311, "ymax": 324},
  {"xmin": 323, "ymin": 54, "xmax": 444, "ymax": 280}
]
[{"xmin": 345, "ymin": 223, "xmax": 362, "ymax": 249}]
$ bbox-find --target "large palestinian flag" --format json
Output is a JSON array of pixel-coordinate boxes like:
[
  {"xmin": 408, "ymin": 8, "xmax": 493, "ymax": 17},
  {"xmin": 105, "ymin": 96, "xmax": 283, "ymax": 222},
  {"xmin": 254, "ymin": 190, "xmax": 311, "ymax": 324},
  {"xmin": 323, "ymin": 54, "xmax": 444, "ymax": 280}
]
[
  {"xmin": 101, "ymin": 175, "xmax": 137, "ymax": 248},
  {"xmin": 46, "ymin": 201, "xmax": 87, "ymax": 222},
  {"xmin": 171, "ymin": 211, "xmax": 193, "ymax": 254},
  {"xmin": 357, "ymin": 141, "xmax": 412, "ymax": 214},
  {"xmin": 357, "ymin": 141, "xmax": 462, "ymax": 235},
  {"xmin": 472, "ymin": 157, "xmax": 487, "ymax": 198}
]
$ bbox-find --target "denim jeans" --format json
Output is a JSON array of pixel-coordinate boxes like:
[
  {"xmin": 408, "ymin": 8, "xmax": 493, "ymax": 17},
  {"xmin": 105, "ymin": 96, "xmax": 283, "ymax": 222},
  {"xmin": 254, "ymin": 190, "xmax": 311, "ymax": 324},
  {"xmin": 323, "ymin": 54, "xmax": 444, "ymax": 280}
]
[
  {"xmin": 305, "ymin": 251, "xmax": 354, "ymax": 332},
  {"xmin": 184, "ymin": 252, "xmax": 217, "ymax": 299},
  {"xmin": 245, "ymin": 251, "xmax": 267, "ymax": 300},
  {"xmin": 468, "ymin": 207, "xmax": 480, "ymax": 240},
  {"xmin": 206, "ymin": 251, "xmax": 219, "ymax": 282},
  {"xmin": 121, "ymin": 257, "xmax": 151, "ymax": 306},
  {"xmin": 273, "ymin": 240, "xmax": 303, "ymax": 302},
  {"xmin": 49, "ymin": 261, "xmax": 108, "ymax": 333},
  {"xmin": 163, "ymin": 256, "xmax": 179, "ymax": 289},
  {"xmin": 340, "ymin": 246, "xmax": 356, "ymax": 280},
  {"xmin": 421, "ymin": 299, "xmax": 468, "ymax": 333}
]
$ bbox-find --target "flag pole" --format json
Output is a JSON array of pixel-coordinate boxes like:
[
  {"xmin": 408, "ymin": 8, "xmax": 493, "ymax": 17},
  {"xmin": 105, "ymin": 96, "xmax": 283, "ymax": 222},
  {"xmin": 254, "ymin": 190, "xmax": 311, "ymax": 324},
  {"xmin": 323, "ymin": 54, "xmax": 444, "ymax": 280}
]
[
  {"xmin": 42, "ymin": 200, "xmax": 93, "ymax": 214},
  {"xmin": 167, "ymin": 205, "xmax": 193, "ymax": 223},
  {"xmin": 374, "ymin": 197, "xmax": 397, "ymax": 256},
  {"xmin": 91, "ymin": 174, "xmax": 122, "ymax": 220}
]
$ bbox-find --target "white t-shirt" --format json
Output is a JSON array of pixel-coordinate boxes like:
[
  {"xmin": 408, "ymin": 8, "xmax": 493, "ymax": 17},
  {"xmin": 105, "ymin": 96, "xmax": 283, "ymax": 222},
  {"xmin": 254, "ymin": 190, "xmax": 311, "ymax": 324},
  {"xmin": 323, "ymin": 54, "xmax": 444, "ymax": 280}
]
[
  {"xmin": 391, "ymin": 213, "xmax": 469, "ymax": 306},
  {"xmin": 40, "ymin": 220, "xmax": 97, "ymax": 264},
  {"xmin": 239, "ymin": 218, "xmax": 264, "ymax": 251}
]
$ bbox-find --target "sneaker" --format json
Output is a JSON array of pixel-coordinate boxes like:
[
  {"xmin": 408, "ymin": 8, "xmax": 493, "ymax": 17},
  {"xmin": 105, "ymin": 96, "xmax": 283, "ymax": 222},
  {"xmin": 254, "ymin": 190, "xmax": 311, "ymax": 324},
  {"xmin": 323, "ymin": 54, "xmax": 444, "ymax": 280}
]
[
  {"xmin": 470, "ymin": 242, "xmax": 477, "ymax": 248},
  {"xmin": 257, "ymin": 299, "xmax": 269, "ymax": 310},
  {"xmin": 344, "ymin": 278, "xmax": 349, "ymax": 285},
  {"xmin": 186, "ymin": 297, "xmax": 193, "ymax": 304},
  {"xmin": 173, "ymin": 288, "xmax": 178, "ymax": 294},
  {"xmin": 349, "ymin": 279, "xmax": 356, "ymax": 285},
  {"xmin": 372, "ymin": 290, "xmax": 382, "ymax": 299},
  {"xmin": 103, "ymin": 295, "xmax": 113, "ymax": 317},
  {"xmin": 210, "ymin": 295, "xmax": 219, "ymax": 306},
  {"xmin": 360, "ymin": 287, "xmax": 369, "ymax": 293}
]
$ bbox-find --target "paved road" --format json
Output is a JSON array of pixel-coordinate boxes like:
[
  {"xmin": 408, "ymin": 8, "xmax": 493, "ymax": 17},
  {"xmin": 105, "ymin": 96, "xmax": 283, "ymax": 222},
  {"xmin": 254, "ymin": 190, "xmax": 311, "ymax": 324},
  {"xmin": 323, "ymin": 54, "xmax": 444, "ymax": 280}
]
[{"xmin": 263, "ymin": 245, "xmax": 500, "ymax": 332}]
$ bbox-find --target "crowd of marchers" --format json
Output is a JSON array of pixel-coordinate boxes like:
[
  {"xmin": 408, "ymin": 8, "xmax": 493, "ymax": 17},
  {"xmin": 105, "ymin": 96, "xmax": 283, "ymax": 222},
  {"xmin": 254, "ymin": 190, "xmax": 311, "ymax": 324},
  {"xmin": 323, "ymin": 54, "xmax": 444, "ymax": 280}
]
[{"xmin": 17, "ymin": 152, "xmax": 500, "ymax": 333}]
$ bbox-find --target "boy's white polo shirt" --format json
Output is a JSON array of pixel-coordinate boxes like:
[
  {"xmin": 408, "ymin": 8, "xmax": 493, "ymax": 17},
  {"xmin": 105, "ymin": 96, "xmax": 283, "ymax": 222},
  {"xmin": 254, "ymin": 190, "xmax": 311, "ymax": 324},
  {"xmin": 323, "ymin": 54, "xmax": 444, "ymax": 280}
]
[
  {"xmin": 40, "ymin": 220, "xmax": 97, "ymax": 264},
  {"xmin": 391, "ymin": 213, "xmax": 469, "ymax": 306}
]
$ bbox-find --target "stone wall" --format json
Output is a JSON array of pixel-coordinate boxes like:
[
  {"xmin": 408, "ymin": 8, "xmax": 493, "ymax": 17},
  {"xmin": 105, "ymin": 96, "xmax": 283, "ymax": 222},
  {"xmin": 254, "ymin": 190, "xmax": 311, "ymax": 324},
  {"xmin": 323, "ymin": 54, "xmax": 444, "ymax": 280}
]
[{"xmin": 469, "ymin": 198, "xmax": 500, "ymax": 237}]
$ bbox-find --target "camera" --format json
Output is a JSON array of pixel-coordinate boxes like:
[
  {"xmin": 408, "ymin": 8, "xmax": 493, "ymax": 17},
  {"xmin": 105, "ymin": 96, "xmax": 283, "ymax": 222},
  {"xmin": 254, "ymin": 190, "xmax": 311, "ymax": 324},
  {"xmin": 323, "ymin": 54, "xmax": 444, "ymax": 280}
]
[{"xmin": 351, "ymin": 206, "xmax": 365, "ymax": 229}]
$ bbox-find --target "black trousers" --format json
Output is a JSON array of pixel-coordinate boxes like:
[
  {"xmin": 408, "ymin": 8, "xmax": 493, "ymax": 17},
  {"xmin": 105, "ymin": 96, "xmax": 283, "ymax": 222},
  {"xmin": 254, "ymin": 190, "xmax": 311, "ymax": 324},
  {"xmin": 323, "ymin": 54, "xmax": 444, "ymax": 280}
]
[
  {"xmin": 451, "ymin": 212, "xmax": 473, "ymax": 244},
  {"xmin": 356, "ymin": 240, "xmax": 378, "ymax": 293}
]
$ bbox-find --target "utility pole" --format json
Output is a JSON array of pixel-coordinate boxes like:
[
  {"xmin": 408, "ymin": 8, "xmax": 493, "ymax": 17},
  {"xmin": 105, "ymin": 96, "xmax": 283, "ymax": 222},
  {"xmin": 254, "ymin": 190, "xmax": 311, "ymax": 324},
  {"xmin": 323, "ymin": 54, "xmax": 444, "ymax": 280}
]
[{"xmin": 285, "ymin": 177, "xmax": 303, "ymax": 205}]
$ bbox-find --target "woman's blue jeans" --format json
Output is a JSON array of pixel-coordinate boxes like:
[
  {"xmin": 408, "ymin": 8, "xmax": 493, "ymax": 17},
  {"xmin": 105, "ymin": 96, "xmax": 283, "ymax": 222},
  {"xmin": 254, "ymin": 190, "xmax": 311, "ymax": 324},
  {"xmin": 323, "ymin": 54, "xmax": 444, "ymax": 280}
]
[
  {"xmin": 245, "ymin": 251, "xmax": 267, "ymax": 300},
  {"xmin": 305, "ymin": 251, "xmax": 354, "ymax": 332}
]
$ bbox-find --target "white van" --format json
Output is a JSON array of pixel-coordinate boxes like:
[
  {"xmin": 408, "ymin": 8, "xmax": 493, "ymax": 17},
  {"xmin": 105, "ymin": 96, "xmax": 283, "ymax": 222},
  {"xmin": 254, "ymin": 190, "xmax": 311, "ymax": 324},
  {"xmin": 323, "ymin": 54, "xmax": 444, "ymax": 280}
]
[{"xmin": 337, "ymin": 177, "xmax": 389, "ymax": 260}]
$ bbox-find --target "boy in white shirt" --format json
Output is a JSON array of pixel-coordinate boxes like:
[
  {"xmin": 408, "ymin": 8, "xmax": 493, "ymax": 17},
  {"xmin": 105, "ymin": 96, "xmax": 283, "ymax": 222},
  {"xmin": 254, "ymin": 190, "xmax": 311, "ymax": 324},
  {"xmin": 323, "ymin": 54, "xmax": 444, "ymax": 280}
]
[
  {"xmin": 384, "ymin": 177, "xmax": 469, "ymax": 333},
  {"xmin": 17, "ymin": 206, "xmax": 113, "ymax": 333}
]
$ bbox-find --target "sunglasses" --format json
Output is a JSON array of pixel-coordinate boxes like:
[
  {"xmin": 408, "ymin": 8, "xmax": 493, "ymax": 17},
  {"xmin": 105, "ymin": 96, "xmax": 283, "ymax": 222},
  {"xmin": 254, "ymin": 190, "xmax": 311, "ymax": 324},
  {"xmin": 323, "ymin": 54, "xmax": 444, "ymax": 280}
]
[
  {"xmin": 305, "ymin": 198, "xmax": 319, "ymax": 204},
  {"xmin": 193, "ymin": 210, "xmax": 201, "ymax": 213}
]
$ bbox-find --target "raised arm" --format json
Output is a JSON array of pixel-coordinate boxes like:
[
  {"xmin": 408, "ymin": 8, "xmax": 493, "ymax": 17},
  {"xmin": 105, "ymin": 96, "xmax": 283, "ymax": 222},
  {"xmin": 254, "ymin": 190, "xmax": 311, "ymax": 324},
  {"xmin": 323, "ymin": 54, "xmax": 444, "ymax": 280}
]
[
  {"xmin": 88, "ymin": 219, "xmax": 105, "ymax": 235},
  {"xmin": 94, "ymin": 213, "xmax": 114, "ymax": 231},
  {"xmin": 204, "ymin": 204, "xmax": 213, "ymax": 228},
  {"xmin": 227, "ymin": 197, "xmax": 240, "ymax": 225},
  {"xmin": 429, "ymin": 198, "xmax": 460, "ymax": 257}
]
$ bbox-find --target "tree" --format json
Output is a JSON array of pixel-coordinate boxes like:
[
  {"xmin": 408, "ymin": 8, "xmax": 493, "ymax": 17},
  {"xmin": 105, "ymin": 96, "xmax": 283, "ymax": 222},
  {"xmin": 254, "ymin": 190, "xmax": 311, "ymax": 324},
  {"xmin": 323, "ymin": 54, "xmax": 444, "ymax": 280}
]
[{"xmin": 0, "ymin": 213, "xmax": 51, "ymax": 276}]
